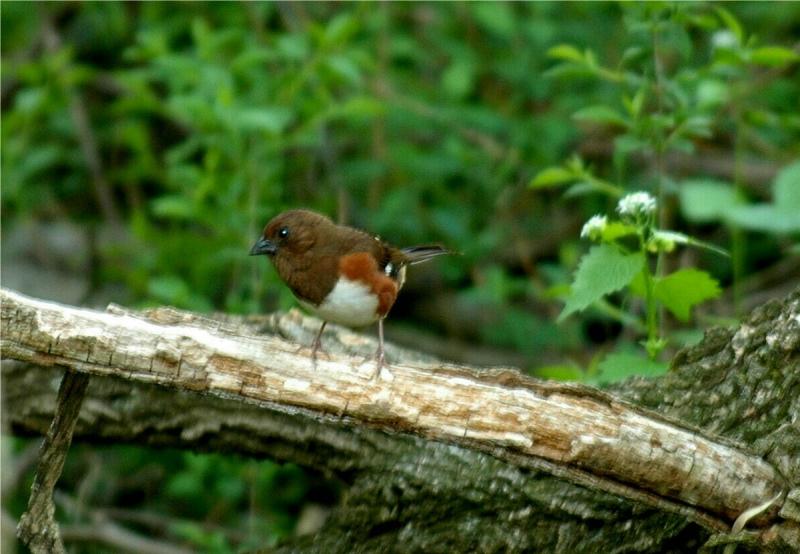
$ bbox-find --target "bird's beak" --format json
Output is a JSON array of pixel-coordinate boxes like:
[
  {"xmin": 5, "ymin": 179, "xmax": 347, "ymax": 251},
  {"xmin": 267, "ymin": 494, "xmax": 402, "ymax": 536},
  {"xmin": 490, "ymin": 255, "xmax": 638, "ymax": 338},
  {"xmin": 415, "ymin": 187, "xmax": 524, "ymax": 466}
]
[{"xmin": 249, "ymin": 237, "xmax": 277, "ymax": 256}]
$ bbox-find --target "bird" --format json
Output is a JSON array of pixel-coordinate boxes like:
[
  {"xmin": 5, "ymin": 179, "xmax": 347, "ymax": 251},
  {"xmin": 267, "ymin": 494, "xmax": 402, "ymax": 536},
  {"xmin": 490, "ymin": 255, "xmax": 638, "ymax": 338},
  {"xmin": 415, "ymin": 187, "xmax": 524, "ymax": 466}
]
[{"xmin": 249, "ymin": 209, "xmax": 449, "ymax": 377}]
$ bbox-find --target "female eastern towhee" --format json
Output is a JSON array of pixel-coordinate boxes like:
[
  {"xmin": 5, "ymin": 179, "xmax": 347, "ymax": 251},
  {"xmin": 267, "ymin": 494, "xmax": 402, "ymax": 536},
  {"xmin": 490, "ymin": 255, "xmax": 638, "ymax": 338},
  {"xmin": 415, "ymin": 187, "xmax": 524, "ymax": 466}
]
[{"xmin": 250, "ymin": 209, "xmax": 449, "ymax": 376}]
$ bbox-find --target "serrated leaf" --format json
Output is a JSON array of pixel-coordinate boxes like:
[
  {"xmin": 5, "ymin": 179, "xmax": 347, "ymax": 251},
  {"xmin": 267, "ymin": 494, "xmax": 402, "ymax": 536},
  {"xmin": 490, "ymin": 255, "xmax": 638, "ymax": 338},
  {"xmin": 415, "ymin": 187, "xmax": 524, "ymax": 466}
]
[
  {"xmin": 654, "ymin": 268, "xmax": 721, "ymax": 322},
  {"xmin": 629, "ymin": 269, "xmax": 647, "ymax": 298},
  {"xmin": 595, "ymin": 352, "xmax": 668, "ymax": 384},
  {"xmin": 750, "ymin": 46, "xmax": 800, "ymax": 67},
  {"xmin": 547, "ymin": 44, "xmax": 584, "ymax": 62},
  {"xmin": 530, "ymin": 166, "xmax": 574, "ymax": 188},
  {"xmin": 559, "ymin": 245, "xmax": 644, "ymax": 322},
  {"xmin": 573, "ymin": 105, "xmax": 628, "ymax": 127},
  {"xmin": 679, "ymin": 179, "xmax": 740, "ymax": 223}
]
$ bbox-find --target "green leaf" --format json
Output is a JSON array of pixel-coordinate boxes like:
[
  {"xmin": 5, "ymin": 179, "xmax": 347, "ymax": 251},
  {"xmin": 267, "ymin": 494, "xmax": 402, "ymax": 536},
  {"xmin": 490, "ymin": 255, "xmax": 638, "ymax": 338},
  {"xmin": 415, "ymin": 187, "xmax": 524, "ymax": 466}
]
[
  {"xmin": 622, "ymin": 89, "xmax": 646, "ymax": 117},
  {"xmin": 559, "ymin": 245, "xmax": 644, "ymax": 322},
  {"xmin": 151, "ymin": 195, "xmax": 195, "ymax": 220},
  {"xmin": 714, "ymin": 6, "xmax": 743, "ymax": 45},
  {"xmin": 601, "ymin": 221, "xmax": 637, "ymax": 242},
  {"xmin": 614, "ymin": 134, "xmax": 647, "ymax": 159},
  {"xmin": 680, "ymin": 115, "xmax": 713, "ymax": 139},
  {"xmin": 572, "ymin": 105, "xmax": 628, "ymax": 127},
  {"xmin": 725, "ymin": 162, "xmax": 800, "ymax": 234},
  {"xmin": 472, "ymin": 2, "xmax": 515, "ymax": 36},
  {"xmin": 774, "ymin": 160, "xmax": 800, "ymax": 211},
  {"xmin": 654, "ymin": 268, "xmax": 721, "ymax": 322},
  {"xmin": 563, "ymin": 182, "xmax": 601, "ymax": 197},
  {"xmin": 652, "ymin": 230, "xmax": 730, "ymax": 258},
  {"xmin": 696, "ymin": 79, "xmax": 730, "ymax": 110},
  {"xmin": 442, "ymin": 59, "xmax": 476, "ymax": 99},
  {"xmin": 337, "ymin": 96, "xmax": 385, "ymax": 118},
  {"xmin": 322, "ymin": 13, "xmax": 359, "ymax": 45},
  {"xmin": 326, "ymin": 54, "xmax": 362, "ymax": 85},
  {"xmin": 547, "ymin": 44, "xmax": 584, "ymax": 62},
  {"xmin": 728, "ymin": 205, "xmax": 800, "ymax": 234},
  {"xmin": 679, "ymin": 179, "xmax": 740, "ymax": 223},
  {"xmin": 536, "ymin": 364, "xmax": 585, "ymax": 382},
  {"xmin": 749, "ymin": 46, "xmax": 800, "ymax": 67},
  {"xmin": 231, "ymin": 107, "xmax": 292, "ymax": 134},
  {"xmin": 595, "ymin": 352, "xmax": 668, "ymax": 384},
  {"xmin": 530, "ymin": 166, "xmax": 574, "ymax": 188}
]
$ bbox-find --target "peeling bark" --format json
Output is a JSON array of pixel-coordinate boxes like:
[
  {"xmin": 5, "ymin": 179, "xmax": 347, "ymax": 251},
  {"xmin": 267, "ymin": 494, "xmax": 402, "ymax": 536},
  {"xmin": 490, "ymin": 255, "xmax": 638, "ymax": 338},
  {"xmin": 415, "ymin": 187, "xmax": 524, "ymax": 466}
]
[{"xmin": 2, "ymin": 287, "xmax": 799, "ymax": 552}]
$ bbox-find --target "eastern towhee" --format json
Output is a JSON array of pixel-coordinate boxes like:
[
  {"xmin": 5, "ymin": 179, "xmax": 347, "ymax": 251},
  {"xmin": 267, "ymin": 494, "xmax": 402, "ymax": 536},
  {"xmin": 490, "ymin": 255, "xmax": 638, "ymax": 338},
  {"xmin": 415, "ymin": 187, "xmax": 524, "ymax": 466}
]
[{"xmin": 250, "ymin": 209, "xmax": 448, "ymax": 376}]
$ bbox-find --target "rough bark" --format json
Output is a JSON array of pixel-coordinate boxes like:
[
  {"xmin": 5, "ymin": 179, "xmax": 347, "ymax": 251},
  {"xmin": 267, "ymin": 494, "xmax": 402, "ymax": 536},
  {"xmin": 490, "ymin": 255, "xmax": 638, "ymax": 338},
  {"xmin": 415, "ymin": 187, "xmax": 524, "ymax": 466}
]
[
  {"xmin": 14, "ymin": 370, "xmax": 89, "ymax": 553},
  {"xmin": 2, "ymin": 287, "xmax": 799, "ymax": 553}
]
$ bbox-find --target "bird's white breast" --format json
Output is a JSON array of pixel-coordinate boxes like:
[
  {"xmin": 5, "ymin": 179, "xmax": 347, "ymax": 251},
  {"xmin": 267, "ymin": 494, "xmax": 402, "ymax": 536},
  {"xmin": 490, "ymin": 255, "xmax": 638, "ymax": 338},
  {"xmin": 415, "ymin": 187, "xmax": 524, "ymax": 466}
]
[{"xmin": 299, "ymin": 277, "xmax": 379, "ymax": 327}]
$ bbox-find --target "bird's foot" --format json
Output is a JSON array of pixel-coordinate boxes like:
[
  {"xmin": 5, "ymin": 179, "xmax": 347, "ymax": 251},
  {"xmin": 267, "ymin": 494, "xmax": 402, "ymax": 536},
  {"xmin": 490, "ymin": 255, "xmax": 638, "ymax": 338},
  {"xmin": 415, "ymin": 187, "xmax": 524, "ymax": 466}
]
[
  {"xmin": 295, "ymin": 342, "xmax": 330, "ymax": 366},
  {"xmin": 296, "ymin": 321, "xmax": 330, "ymax": 367},
  {"xmin": 358, "ymin": 344, "xmax": 387, "ymax": 379}
]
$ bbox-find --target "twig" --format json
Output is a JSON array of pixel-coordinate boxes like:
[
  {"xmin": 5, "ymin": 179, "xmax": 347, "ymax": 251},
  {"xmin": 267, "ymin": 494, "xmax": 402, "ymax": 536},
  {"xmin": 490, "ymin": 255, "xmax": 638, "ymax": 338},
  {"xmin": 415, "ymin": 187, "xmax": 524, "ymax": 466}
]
[
  {"xmin": 60, "ymin": 521, "xmax": 194, "ymax": 554},
  {"xmin": 50, "ymin": 493, "xmax": 199, "ymax": 554},
  {"xmin": 16, "ymin": 370, "xmax": 90, "ymax": 553}
]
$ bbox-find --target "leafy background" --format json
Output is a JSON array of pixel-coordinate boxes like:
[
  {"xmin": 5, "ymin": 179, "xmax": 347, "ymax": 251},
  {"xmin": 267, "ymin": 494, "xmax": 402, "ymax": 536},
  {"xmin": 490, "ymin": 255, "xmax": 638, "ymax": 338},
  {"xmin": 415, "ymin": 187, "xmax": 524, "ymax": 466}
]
[{"xmin": 2, "ymin": 2, "xmax": 798, "ymax": 551}]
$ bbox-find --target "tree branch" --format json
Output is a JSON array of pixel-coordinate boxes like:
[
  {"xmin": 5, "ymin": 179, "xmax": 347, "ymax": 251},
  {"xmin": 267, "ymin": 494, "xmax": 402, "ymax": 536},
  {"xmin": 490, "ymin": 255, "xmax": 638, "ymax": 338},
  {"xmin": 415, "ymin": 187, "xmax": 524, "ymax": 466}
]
[
  {"xmin": 1, "ymin": 287, "xmax": 794, "ymax": 546},
  {"xmin": 15, "ymin": 369, "xmax": 89, "ymax": 553}
]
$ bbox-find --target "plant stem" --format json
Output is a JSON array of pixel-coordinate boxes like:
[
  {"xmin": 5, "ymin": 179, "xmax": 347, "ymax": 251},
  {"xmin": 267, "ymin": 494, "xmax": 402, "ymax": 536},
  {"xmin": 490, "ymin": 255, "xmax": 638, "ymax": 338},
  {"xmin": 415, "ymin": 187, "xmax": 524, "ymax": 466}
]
[
  {"xmin": 641, "ymin": 257, "xmax": 659, "ymax": 360},
  {"xmin": 731, "ymin": 106, "xmax": 746, "ymax": 317},
  {"xmin": 651, "ymin": 14, "xmax": 667, "ymax": 346}
]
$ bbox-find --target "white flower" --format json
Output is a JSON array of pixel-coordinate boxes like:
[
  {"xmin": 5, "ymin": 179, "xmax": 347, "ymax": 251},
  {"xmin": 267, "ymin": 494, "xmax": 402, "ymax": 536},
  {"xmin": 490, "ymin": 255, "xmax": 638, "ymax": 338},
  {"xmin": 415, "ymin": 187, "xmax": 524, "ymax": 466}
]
[
  {"xmin": 580, "ymin": 214, "xmax": 608, "ymax": 240},
  {"xmin": 711, "ymin": 30, "xmax": 738, "ymax": 50},
  {"xmin": 616, "ymin": 192, "xmax": 656, "ymax": 218}
]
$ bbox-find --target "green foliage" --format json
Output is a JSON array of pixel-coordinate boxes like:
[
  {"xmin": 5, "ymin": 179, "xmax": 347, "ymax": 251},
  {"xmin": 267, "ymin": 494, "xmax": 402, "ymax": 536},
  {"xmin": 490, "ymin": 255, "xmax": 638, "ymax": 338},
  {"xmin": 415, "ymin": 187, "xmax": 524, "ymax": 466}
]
[
  {"xmin": 681, "ymin": 161, "xmax": 800, "ymax": 234},
  {"xmin": 595, "ymin": 351, "xmax": 669, "ymax": 384},
  {"xmin": 2, "ymin": 2, "xmax": 798, "ymax": 551},
  {"xmin": 679, "ymin": 179, "xmax": 741, "ymax": 222},
  {"xmin": 559, "ymin": 244, "xmax": 644, "ymax": 322},
  {"xmin": 530, "ymin": 155, "xmax": 623, "ymax": 197},
  {"xmin": 652, "ymin": 268, "xmax": 722, "ymax": 322},
  {"xmin": 561, "ymin": 191, "xmax": 723, "ymax": 359},
  {"xmin": 728, "ymin": 161, "xmax": 800, "ymax": 234},
  {"xmin": 534, "ymin": 2, "xmax": 796, "ymax": 363}
]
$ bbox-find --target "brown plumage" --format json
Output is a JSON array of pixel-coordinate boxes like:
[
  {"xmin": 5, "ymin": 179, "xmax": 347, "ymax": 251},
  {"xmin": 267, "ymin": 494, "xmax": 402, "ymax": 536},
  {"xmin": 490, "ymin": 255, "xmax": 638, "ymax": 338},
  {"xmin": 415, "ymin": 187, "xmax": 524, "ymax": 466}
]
[{"xmin": 250, "ymin": 209, "xmax": 448, "ymax": 376}]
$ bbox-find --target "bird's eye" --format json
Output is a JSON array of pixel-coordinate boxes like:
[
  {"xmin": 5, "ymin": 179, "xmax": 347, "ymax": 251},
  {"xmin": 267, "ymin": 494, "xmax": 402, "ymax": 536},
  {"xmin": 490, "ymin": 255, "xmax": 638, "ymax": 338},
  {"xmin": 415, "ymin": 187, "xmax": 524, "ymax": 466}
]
[{"xmin": 278, "ymin": 227, "xmax": 289, "ymax": 239}]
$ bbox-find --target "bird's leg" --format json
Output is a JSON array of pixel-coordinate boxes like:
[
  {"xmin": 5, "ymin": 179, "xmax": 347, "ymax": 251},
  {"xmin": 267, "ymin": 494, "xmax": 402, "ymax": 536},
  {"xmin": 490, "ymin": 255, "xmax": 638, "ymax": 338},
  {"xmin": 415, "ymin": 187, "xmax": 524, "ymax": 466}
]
[
  {"xmin": 372, "ymin": 318, "xmax": 386, "ymax": 379},
  {"xmin": 354, "ymin": 320, "xmax": 389, "ymax": 376},
  {"xmin": 296, "ymin": 321, "xmax": 329, "ymax": 366}
]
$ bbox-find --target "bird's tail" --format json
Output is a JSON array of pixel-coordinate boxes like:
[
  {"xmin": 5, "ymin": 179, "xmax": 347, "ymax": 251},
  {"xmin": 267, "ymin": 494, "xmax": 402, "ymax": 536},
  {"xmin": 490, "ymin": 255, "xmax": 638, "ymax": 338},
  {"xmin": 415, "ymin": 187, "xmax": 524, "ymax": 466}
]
[{"xmin": 401, "ymin": 245, "xmax": 452, "ymax": 265}]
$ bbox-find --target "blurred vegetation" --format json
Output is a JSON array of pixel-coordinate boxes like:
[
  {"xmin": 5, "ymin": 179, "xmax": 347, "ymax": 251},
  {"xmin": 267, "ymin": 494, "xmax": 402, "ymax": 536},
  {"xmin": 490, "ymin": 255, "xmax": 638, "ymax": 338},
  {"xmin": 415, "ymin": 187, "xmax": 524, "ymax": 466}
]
[{"xmin": 2, "ymin": 2, "xmax": 798, "ymax": 551}]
